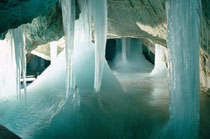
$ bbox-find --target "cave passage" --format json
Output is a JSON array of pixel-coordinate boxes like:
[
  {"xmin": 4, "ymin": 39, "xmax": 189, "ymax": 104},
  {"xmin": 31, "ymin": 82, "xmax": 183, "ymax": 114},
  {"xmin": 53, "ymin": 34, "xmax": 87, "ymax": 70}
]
[{"xmin": 0, "ymin": 0, "xmax": 209, "ymax": 139}]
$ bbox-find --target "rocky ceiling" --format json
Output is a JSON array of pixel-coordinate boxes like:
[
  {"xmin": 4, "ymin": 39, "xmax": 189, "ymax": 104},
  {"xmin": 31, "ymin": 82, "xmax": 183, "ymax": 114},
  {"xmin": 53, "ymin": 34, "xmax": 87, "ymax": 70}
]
[{"xmin": 0, "ymin": 0, "xmax": 209, "ymax": 48}]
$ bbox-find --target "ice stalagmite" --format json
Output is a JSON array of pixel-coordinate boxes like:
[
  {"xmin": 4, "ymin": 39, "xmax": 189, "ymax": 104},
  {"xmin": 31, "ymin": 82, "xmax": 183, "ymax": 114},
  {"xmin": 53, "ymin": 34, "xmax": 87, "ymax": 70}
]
[
  {"xmin": 90, "ymin": 0, "xmax": 107, "ymax": 92},
  {"xmin": 10, "ymin": 26, "xmax": 27, "ymax": 99},
  {"xmin": 61, "ymin": 0, "xmax": 76, "ymax": 98},
  {"xmin": 166, "ymin": 0, "xmax": 201, "ymax": 138}
]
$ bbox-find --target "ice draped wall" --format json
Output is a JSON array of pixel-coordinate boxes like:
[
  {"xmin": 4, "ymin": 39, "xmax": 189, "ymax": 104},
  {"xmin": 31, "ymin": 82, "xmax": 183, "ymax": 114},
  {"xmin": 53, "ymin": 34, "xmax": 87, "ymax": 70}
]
[{"xmin": 165, "ymin": 0, "xmax": 201, "ymax": 138}]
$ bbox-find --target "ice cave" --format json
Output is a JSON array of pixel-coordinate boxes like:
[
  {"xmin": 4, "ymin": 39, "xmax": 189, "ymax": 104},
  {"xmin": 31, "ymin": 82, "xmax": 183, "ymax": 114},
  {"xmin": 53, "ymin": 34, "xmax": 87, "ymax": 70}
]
[{"xmin": 0, "ymin": 0, "xmax": 210, "ymax": 138}]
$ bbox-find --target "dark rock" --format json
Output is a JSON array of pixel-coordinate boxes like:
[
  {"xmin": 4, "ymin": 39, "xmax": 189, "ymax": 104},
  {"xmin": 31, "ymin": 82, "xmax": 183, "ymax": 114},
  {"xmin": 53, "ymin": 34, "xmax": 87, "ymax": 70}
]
[{"xmin": 0, "ymin": 124, "xmax": 20, "ymax": 139}]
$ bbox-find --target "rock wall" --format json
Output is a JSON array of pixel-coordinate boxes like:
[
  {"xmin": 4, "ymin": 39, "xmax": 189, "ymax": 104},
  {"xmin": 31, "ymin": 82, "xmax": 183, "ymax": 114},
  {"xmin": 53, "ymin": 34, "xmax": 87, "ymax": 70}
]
[
  {"xmin": 0, "ymin": 124, "xmax": 20, "ymax": 139},
  {"xmin": 24, "ymin": 3, "xmax": 64, "ymax": 53},
  {"xmin": 0, "ymin": 0, "xmax": 58, "ymax": 39}
]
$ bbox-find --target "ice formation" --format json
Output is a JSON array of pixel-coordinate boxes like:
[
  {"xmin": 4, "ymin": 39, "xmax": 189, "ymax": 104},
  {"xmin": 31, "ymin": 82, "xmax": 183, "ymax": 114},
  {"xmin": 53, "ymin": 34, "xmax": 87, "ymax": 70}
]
[
  {"xmin": 50, "ymin": 41, "xmax": 58, "ymax": 65},
  {"xmin": 61, "ymin": 0, "xmax": 76, "ymax": 98},
  {"xmin": 165, "ymin": 0, "xmax": 201, "ymax": 138},
  {"xmin": 150, "ymin": 44, "xmax": 167, "ymax": 77},
  {"xmin": 112, "ymin": 38, "xmax": 153, "ymax": 72},
  {"xmin": 11, "ymin": 26, "xmax": 27, "ymax": 100},
  {"xmin": 0, "ymin": 1, "xmax": 123, "ymax": 137},
  {"xmin": 0, "ymin": 26, "xmax": 27, "ymax": 100},
  {"xmin": 0, "ymin": 39, "xmax": 16, "ymax": 99},
  {"xmin": 61, "ymin": 0, "xmax": 108, "ymax": 92},
  {"xmin": 90, "ymin": 0, "xmax": 108, "ymax": 92},
  {"xmin": 122, "ymin": 38, "xmax": 127, "ymax": 63}
]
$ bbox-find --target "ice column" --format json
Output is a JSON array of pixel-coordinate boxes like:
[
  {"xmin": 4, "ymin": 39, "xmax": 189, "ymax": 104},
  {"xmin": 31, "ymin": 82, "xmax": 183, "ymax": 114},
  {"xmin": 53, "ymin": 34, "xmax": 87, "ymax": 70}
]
[
  {"xmin": 90, "ymin": 0, "xmax": 107, "ymax": 92},
  {"xmin": 166, "ymin": 0, "xmax": 201, "ymax": 138},
  {"xmin": 10, "ymin": 26, "xmax": 27, "ymax": 99},
  {"xmin": 50, "ymin": 41, "xmax": 58, "ymax": 65},
  {"xmin": 122, "ymin": 38, "xmax": 127, "ymax": 63},
  {"xmin": 151, "ymin": 44, "xmax": 167, "ymax": 75},
  {"xmin": 61, "ymin": 0, "xmax": 76, "ymax": 98}
]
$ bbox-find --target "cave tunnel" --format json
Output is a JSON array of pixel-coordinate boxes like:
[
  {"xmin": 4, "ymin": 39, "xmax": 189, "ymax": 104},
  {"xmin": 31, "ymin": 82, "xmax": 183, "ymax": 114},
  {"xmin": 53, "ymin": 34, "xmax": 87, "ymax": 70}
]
[{"xmin": 0, "ymin": 0, "xmax": 210, "ymax": 139}]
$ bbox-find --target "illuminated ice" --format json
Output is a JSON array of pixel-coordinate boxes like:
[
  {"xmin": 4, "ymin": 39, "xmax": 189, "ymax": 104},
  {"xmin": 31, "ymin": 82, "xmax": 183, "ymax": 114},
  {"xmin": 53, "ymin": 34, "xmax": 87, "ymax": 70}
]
[
  {"xmin": 162, "ymin": 0, "xmax": 201, "ymax": 138},
  {"xmin": 150, "ymin": 44, "xmax": 167, "ymax": 77},
  {"xmin": 61, "ymin": 0, "xmax": 76, "ymax": 98},
  {"xmin": 89, "ymin": 0, "xmax": 108, "ymax": 92},
  {"xmin": 0, "ymin": 2, "xmax": 123, "ymax": 138},
  {"xmin": 112, "ymin": 38, "xmax": 153, "ymax": 73}
]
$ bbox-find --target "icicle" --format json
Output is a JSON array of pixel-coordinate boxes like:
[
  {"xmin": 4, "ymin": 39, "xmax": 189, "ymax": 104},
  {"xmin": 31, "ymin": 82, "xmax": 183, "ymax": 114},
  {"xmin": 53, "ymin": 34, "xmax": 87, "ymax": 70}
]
[
  {"xmin": 10, "ymin": 26, "xmax": 27, "ymax": 100},
  {"xmin": 89, "ymin": 0, "xmax": 107, "ymax": 92},
  {"xmin": 165, "ymin": 0, "xmax": 201, "ymax": 138},
  {"xmin": 61, "ymin": 0, "xmax": 76, "ymax": 98},
  {"xmin": 50, "ymin": 41, "xmax": 58, "ymax": 65}
]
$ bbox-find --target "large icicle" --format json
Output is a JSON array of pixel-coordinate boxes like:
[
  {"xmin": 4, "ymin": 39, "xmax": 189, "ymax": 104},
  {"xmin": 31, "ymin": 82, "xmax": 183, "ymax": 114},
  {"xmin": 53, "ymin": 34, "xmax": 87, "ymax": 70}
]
[
  {"xmin": 90, "ymin": 0, "xmax": 108, "ymax": 92},
  {"xmin": 165, "ymin": 0, "xmax": 201, "ymax": 138},
  {"xmin": 61, "ymin": 0, "xmax": 76, "ymax": 98},
  {"xmin": 10, "ymin": 26, "xmax": 27, "ymax": 100}
]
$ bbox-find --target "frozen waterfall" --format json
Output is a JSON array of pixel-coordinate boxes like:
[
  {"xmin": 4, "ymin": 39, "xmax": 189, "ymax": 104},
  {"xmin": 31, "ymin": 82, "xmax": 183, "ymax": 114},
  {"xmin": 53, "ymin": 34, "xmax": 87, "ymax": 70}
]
[{"xmin": 164, "ymin": 0, "xmax": 201, "ymax": 138}]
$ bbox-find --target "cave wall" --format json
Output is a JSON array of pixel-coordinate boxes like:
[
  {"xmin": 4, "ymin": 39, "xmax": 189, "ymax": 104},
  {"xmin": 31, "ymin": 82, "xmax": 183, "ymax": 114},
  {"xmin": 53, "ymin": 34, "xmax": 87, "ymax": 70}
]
[{"xmin": 0, "ymin": 0, "xmax": 58, "ymax": 39}]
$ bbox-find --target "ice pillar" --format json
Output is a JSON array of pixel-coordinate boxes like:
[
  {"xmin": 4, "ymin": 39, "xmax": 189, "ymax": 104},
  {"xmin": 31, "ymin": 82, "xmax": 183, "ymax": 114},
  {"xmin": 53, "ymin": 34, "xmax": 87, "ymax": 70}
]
[
  {"xmin": 166, "ymin": 0, "xmax": 201, "ymax": 138},
  {"xmin": 151, "ymin": 44, "xmax": 167, "ymax": 75},
  {"xmin": 61, "ymin": 0, "xmax": 76, "ymax": 98},
  {"xmin": 122, "ymin": 38, "xmax": 127, "ymax": 63}
]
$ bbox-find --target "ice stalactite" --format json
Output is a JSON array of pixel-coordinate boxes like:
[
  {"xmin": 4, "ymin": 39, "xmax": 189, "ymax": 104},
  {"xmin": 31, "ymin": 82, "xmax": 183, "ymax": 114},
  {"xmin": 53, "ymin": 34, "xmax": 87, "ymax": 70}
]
[
  {"xmin": 50, "ymin": 41, "xmax": 58, "ymax": 65},
  {"xmin": 61, "ymin": 0, "xmax": 76, "ymax": 98},
  {"xmin": 150, "ymin": 44, "xmax": 167, "ymax": 77},
  {"xmin": 89, "ymin": 0, "xmax": 108, "ymax": 92},
  {"xmin": 10, "ymin": 26, "xmax": 27, "ymax": 100},
  {"xmin": 165, "ymin": 0, "xmax": 201, "ymax": 138}
]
